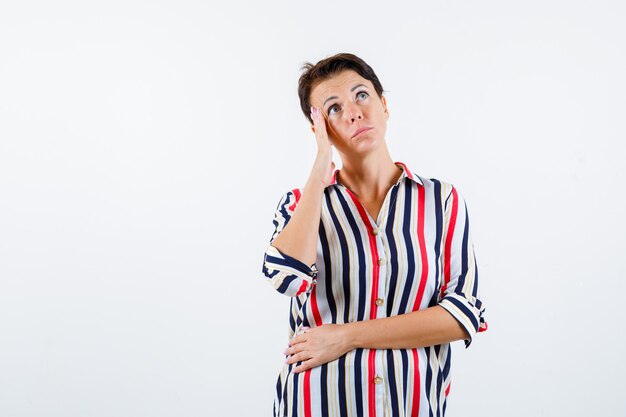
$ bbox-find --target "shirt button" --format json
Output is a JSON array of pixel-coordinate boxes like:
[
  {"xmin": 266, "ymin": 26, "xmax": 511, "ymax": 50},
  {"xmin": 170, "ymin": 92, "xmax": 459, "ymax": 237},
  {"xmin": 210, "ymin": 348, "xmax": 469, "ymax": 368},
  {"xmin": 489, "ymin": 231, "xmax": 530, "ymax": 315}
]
[
  {"xmin": 375, "ymin": 298, "xmax": 384, "ymax": 306},
  {"xmin": 372, "ymin": 228, "xmax": 379, "ymax": 235},
  {"xmin": 377, "ymin": 258, "xmax": 385, "ymax": 265},
  {"xmin": 373, "ymin": 375, "xmax": 383, "ymax": 384}
]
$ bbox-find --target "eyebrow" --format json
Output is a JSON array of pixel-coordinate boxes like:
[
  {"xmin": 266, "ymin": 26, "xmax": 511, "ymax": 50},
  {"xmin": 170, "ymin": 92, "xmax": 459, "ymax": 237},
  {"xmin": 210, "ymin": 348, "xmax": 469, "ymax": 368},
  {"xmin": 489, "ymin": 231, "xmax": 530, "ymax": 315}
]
[{"xmin": 323, "ymin": 84, "xmax": 368, "ymax": 108}]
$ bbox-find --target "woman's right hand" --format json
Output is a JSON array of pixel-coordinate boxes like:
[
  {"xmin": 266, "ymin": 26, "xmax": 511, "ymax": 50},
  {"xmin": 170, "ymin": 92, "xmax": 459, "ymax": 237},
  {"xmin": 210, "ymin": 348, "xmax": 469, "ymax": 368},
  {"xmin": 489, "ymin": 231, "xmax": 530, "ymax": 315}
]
[{"xmin": 310, "ymin": 106, "xmax": 336, "ymax": 188}]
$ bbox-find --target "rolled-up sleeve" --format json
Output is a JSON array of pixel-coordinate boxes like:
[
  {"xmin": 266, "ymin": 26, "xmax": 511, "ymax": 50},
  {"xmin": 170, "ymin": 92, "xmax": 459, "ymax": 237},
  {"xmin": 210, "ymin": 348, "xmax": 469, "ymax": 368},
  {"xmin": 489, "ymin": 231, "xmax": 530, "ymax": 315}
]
[
  {"xmin": 438, "ymin": 185, "xmax": 488, "ymax": 348},
  {"xmin": 261, "ymin": 189, "xmax": 319, "ymax": 297}
]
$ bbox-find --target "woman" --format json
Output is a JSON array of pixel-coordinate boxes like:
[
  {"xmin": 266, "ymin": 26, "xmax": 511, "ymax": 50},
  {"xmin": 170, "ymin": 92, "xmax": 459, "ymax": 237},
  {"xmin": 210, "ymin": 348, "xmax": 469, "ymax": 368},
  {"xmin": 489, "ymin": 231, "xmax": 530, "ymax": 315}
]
[{"xmin": 261, "ymin": 53, "xmax": 487, "ymax": 417}]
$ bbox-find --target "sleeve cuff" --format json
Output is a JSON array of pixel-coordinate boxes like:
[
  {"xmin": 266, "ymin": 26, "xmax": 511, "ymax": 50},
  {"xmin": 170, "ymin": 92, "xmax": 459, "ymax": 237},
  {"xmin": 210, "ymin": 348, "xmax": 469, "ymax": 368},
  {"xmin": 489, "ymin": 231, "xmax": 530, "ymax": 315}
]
[
  {"xmin": 439, "ymin": 293, "xmax": 487, "ymax": 349},
  {"xmin": 261, "ymin": 244, "xmax": 319, "ymax": 297}
]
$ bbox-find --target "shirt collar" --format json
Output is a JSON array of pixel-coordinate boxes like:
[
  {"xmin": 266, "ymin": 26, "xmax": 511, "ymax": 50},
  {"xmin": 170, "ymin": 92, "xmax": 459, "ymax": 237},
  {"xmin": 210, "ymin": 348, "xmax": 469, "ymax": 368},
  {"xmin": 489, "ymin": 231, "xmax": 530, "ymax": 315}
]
[{"xmin": 328, "ymin": 160, "xmax": 423, "ymax": 188}]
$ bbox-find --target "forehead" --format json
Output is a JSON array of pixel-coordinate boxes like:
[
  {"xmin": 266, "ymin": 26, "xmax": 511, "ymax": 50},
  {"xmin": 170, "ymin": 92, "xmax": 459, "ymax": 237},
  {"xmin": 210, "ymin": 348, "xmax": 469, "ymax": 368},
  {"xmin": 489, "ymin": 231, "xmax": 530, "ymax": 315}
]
[{"xmin": 310, "ymin": 70, "xmax": 372, "ymax": 106}]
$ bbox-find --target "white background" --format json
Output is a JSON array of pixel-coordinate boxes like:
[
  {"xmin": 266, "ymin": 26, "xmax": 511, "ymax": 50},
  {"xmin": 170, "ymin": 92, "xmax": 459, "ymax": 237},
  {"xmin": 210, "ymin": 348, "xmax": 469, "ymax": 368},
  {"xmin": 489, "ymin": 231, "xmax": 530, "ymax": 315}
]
[{"xmin": 1, "ymin": 1, "xmax": 624, "ymax": 416}]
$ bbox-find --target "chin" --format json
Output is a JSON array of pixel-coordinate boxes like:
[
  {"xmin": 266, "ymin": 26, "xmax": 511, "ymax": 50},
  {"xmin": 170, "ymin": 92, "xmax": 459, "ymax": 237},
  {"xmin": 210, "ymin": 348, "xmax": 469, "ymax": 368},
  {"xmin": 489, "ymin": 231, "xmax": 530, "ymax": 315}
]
[
  {"xmin": 352, "ymin": 135, "xmax": 383, "ymax": 153},
  {"xmin": 351, "ymin": 130, "xmax": 380, "ymax": 143}
]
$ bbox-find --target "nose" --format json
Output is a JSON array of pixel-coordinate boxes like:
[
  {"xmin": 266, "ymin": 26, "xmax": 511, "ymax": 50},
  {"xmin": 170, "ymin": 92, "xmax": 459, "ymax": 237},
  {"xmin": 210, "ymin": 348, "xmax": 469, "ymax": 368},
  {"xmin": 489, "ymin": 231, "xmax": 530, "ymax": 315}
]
[{"xmin": 345, "ymin": 102, "xmax": 363, "ymax": 122}]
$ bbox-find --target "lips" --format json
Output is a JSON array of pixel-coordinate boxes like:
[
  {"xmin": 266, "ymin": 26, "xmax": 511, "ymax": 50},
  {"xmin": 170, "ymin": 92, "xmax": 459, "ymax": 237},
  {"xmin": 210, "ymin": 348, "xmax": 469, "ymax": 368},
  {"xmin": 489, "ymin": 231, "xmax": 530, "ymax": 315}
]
[{"xmin": 351, "ymin": 127, "xmax": 373, "ymax": 138}]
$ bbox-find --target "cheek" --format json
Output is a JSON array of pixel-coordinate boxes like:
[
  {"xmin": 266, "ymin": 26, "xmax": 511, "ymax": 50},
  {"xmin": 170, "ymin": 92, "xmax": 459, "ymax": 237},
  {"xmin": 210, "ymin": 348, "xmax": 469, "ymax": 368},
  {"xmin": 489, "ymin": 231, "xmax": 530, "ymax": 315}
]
[
  {"xmin": 325, "ymin": 121, "xmax": 340, "ymax": 139},
  {"xmin": 329, "ymin": 120, "xmax": 349, "ymax": 138}
]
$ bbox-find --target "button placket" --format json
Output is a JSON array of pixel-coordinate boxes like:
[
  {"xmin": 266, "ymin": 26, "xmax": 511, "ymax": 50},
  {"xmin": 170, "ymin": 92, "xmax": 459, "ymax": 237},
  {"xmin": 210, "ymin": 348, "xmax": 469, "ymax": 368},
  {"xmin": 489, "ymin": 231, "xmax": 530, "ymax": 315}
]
[
  {"xmin": 374, "ymin": 349, "xmax": 386, "ymax": 414},
  {"xmin": 373, "ymin": 228, "xmax": 388, "ymax": 319}
]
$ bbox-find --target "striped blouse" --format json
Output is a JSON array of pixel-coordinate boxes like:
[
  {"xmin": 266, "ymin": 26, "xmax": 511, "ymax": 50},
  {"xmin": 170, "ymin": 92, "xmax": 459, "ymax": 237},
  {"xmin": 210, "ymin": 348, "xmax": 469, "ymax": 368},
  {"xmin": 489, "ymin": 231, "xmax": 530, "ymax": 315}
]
[{"xmin": 261, "ymin": 161, "xmax": 487, "ymax": 417}]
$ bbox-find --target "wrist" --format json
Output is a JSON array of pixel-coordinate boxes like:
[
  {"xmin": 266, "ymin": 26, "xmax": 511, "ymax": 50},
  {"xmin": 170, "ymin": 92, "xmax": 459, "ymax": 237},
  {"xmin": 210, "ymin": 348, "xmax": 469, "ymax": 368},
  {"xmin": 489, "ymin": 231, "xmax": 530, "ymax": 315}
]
[
  {"xmin": 305, "ymin": 174, "xmax": 328, "ymax": 191},
  {"xmin": 341, "ymin": 322, "xmax": 359, "ymax": 351}
]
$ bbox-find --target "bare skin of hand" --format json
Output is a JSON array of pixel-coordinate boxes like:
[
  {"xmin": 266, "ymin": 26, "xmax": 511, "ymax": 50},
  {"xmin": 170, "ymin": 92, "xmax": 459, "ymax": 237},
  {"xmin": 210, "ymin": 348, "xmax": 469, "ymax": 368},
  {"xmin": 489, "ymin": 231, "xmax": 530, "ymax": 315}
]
[
  {"xmin": 309, "ymin": 106, "xmax": 335, "ymax": 187},
  {"xmin": 283, "ymin": 324, "xmax": 352, "ymax": 373}
]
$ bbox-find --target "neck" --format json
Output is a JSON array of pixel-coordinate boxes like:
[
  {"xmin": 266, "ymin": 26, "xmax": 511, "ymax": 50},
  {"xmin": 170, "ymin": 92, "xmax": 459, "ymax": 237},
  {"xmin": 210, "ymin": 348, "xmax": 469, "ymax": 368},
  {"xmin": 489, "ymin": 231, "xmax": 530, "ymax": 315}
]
[{"xmin": 338, "ymin": 155, "xmax": 403, "ymax": 200}]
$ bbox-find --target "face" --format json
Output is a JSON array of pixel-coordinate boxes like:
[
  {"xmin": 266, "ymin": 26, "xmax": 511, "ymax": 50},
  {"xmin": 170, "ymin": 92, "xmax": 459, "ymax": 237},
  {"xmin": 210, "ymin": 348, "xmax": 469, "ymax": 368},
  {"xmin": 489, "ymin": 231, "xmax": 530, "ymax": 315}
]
[{"xmin": 309, "ymin": 70, "xmax": 389, "ymax": 154}]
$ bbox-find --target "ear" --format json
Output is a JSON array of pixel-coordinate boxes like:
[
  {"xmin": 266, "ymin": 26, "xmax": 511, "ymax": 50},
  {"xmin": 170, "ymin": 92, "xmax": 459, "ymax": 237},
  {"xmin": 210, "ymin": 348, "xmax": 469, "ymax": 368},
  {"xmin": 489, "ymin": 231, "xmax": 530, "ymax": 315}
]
[{"xmin": 381, "ymin": 95, "xmax": 389, "ymax": 119}]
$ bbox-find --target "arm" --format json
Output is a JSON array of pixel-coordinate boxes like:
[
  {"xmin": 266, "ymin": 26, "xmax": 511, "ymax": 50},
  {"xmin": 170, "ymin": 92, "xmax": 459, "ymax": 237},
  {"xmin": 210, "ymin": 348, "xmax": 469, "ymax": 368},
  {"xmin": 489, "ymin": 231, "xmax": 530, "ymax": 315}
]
[
  {"xmin": 286, "ymin": 307, "xmax": 468, "ymax": 373},
  {"xmin": 343, "ymin": 305, "xmax": 469, "ymax": 350},
  {"xmin": 260, "ymin": 106, "xmax": 336, "ymax": 297},
  {"xmin": 260, "ymin": 179, "xmax": 324, "ymax": 297}
]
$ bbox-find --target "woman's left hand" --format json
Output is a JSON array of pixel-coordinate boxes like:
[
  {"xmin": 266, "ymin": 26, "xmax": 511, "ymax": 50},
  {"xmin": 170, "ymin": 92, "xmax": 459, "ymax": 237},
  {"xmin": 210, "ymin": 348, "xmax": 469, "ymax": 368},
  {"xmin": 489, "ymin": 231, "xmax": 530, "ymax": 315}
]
[{"xmin": 284, "ymin": 324, "xmax": 353, "ymax": 373}]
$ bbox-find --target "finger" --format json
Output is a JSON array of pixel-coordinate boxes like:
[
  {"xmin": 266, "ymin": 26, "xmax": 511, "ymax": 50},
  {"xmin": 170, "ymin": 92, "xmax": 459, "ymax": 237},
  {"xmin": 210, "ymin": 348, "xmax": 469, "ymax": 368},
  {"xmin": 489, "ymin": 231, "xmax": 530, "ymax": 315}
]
[
  {"xmin": 314, "ymin": 108, "xmax": 328, "ymax": 132},
  {"xmin": 288, "ymin": 332, "xmax": 309, "ymax": 346},
  {"xmin": 286, "ymin": 331, "xmax": 306, "ymax": 353},
  {"xmin": 310, "ymin": 107, "xmax": 329, "ymax": 139},
  {"xmin": 293, "ymin": 357, "xmax": 317, "ymax": 374},
  {"xmin": 284, "ymin": 342, "xmax": 304, "ymax": 356},
  {"xmin": 286, "ymin": 350, "xmax": 312, "ymax": 365},
  {"xmin": 288, "ymin": 336, "xmax": 307, "ymax": 348}
]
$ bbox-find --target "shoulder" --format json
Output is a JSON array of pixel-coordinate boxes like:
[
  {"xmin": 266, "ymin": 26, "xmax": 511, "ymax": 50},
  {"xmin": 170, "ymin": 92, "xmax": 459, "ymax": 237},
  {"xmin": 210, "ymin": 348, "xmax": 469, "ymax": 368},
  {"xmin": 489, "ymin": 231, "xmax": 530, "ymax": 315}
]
[
  {"xmin": 416, "ymin": 175, "xmax": 468, "ymax": 210},
  {"xmin": 416, "ymin": 175, "xmax": 455, "ymax": 197}
]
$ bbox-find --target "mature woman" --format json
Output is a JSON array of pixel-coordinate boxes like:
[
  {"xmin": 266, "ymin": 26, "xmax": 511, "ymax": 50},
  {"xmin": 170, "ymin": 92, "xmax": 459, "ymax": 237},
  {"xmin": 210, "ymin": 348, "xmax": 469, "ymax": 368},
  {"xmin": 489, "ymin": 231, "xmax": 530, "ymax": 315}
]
[{"xmin": 261, "ymin": 53, "xmax": 487, "ymax": 417}]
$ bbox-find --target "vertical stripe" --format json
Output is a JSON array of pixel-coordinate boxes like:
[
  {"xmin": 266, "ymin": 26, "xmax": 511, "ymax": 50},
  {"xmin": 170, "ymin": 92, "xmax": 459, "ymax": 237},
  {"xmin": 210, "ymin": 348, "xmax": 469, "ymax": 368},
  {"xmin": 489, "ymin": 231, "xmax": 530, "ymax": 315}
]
[
  {"xmin": 310, "ymin": 284, "xmax": 323, "ymax": 326},
  {"xmin": 320, "ymin": 363, "xmax": 329, "ymax": 417},
  {"xmin": 355, "ymin": 349, "xmax": 364, "ymax": 417},
  {"xmin": 282, "ymin": 364, "xmax": 291, "ymax": 417},
  {"xmin": 398, "ymin": 182, "xmax": 416, "ymax": 314},
  {"xmin": 387, "ymin": 350, "xmax": 400, "ymax": 417},
  {"xmin": 303, "ymin": 369, "xmax": 311, "ymax": 417},
  {"xmin": 434, "ymin": 359, "xmax": 443, "ymax": 417},
  {"xmin": 368, "ymin": 349, "xmax": 376, "ymax": 417},
  {"xmin": 401, "ymin": 349, "xmax": 409, "ymax": 412},
  {"xmin": 431, "ymin": 179, "xmax": 444, "ymax": 305},
  {"xmin": 319, "ymin": 216, "xmax": 337, "ymax": 322},
  {"xmin": 292, "ymin": 368, "xmax": 299, "ymax": 416},
  {"xmin": 424, "ymin": 346, "xmax": 435, "ymax": 417},
  {"xmin": 410, "ymin": 349, "xmax": 421, "ymax": 417},
  {"xmin": 338, "ymin": 356, "xmax": 348, "ymax": 416},
  {"xmin": 275, "ymin": 373, "xmax": 282, "ymax": 417},
  {"xmin": 457, "ymin": 202, "xmax": 470, "ymax": 293},
  {"xmin": 441, "ymin": 187, "xmax": 458, "ymax": 297},
  {"xmin": 412, "ymin": 182, "xmax": 429, "ymax": 311},
  {"xmin": 385, "ymin": 185, "xmax": 401, "ymax": 317}
]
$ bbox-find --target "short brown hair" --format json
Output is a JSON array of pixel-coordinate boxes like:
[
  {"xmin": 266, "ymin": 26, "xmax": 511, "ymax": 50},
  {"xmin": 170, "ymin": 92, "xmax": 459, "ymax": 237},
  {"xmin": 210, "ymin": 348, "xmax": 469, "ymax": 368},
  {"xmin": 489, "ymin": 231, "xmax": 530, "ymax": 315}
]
[{"xmin": 298, "ymin": 53, "xmax": 385, "ymax": 125}]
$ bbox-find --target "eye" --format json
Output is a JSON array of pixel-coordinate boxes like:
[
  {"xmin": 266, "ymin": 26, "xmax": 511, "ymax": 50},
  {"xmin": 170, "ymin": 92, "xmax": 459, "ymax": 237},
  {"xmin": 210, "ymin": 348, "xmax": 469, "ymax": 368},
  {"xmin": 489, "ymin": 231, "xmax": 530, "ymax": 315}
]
[
  {"xmin": 327, "ymin": 91, "xmax": 369, "ymax": 116},
  {"xmin": 328, "ymin": 104, "xmax": 340, "ymax": 115}
]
